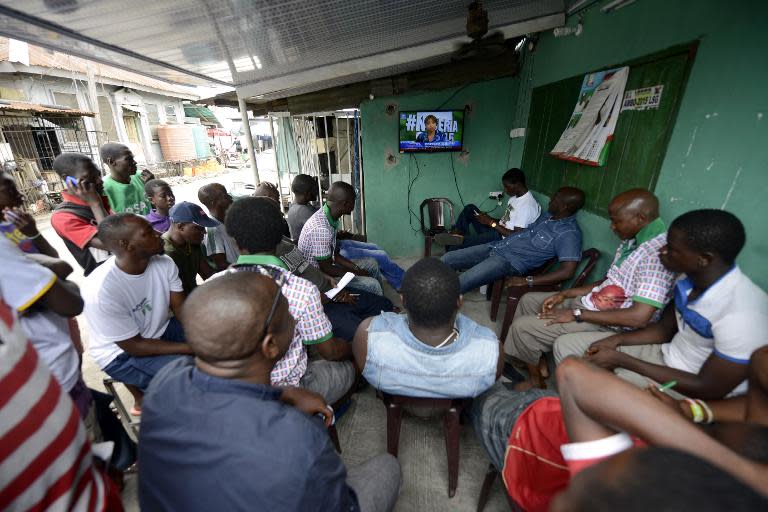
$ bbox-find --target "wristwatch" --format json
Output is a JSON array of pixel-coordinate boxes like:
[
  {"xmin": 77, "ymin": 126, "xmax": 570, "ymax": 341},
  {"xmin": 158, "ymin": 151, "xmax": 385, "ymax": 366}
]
[
  {"xmin": 525, "ymin": 276, "xmax": 534, "ymax": 287},
  {"xmin": 490, "ymin": 222, "xmax": 497, "ymax": 228},
  {"xmin": 573, "ymin": 308, "xmax": 583, "ymax": 323}
]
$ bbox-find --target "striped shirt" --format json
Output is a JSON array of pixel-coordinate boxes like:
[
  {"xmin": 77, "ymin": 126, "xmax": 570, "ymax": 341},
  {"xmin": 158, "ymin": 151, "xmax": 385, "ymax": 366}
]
[
  {"xmin": 297, "ymin": 205, "xmax": 337, "ymax": 268},
  {"xmin": 0, "ymin": 298, "xmax": 118, "ymax": 512},
  {"xmin": 218, "ymin": 254, "xmax": 333, "ymax": 387}
]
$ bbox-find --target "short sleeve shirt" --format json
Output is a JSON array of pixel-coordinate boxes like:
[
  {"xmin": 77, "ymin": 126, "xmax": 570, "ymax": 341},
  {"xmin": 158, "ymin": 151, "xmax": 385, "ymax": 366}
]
[
  {"xmin": 298, "ymin": 206, "xmax": 337, "ymax": 269},
  {"xmin": 219, "ymin": 255, "xmax": 333, "ymax": 387},
  {"xmin": 286, "ymin": 203, "xmax": 319, "ymax": 240},
  {"xmin": 499, "ymin": 192, "xmax": 541, "ymax": 230},
  {"xmin": 490, "ymin": 213, "xmax": 582, "ymax": 274},
  {"xmin": 203, "ymin": 225, "xmax": 240, "ymax": 265},
  {"xmin": 662, "ymin": 266, "xmax": 768, "ymax": 396},
  {"xmin": 103, "ymin": 174, "xmax": 150, "ymax": 214},
  {"xmin": 163, "ymin": 235, "xmax": 207, "ymax": 295},
  {"xmin": 582, "ymin": 219, "xmax": 675, "ymax": 318},
  {"xmin": 50, "ymin": 192, "xmax": 113, "ymax": 250}
]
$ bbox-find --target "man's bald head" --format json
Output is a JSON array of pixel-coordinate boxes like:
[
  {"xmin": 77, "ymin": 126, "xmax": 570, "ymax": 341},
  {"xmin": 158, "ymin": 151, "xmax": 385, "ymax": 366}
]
[
  {"xmin": 548, "ymin": 186, "xmax": 586, "ymax": 217},
  {"xmin": 608, "ymin": 189, "xmax": 660, "ymax": 240},
  {"xmin": 609, "ymin": 189, "xmax": 659, "ymax": 219},
  {"xmin": 183, "ymin": 272, "xmax": 289, "ymax": 364},
  {"xmin": 197, "ymin": 183, "xmax": 228, "ymax": 209}
]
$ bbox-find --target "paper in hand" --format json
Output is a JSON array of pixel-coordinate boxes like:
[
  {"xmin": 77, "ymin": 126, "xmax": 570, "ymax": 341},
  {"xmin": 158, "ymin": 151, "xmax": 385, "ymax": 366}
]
[{"xmin": 325, "ymin": 272, "xmax": 355, "ymax": 300}]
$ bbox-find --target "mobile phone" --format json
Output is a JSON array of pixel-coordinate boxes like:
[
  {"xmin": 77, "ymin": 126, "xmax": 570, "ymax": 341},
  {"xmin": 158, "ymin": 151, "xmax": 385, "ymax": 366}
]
[{"xmin": 64, "ymin": 175, "xmax": 78, "ymax": 187}]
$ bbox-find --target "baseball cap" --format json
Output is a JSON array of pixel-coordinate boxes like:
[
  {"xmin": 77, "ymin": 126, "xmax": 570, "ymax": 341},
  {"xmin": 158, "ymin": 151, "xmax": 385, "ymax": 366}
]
[{"xmin": 169, "ymin": 201, "xmax": 220, "ymax": 228}]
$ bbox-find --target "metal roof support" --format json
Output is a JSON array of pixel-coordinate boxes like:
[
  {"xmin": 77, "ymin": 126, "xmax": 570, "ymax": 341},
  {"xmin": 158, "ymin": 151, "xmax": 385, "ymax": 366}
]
[
  {"xmin": 268, "ymin": 115, "xmax": 286, "ymax": 213},
  {"xmin": 238, "ymin": 97, "xmax": 260, "ymax": 185}
]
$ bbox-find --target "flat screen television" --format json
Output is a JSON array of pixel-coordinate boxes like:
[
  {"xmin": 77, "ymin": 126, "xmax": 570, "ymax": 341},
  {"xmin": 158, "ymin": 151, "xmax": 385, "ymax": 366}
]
[{"xmin": 399, "ymin": 110, "xmax": 465, "ymax": 153}]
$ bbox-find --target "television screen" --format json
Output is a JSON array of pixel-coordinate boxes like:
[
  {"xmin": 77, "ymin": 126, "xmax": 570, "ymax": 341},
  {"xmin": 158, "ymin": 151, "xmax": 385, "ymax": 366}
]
[{"xmin": 399, "ymin": 110, "xmax": 464, "ymax": 153}]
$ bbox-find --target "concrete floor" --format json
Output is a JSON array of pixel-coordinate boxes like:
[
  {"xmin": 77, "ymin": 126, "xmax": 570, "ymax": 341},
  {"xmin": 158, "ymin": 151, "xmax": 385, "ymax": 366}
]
[{"xmin": 36, "ymin": 162, "xmax": 513, "ymax": 511}]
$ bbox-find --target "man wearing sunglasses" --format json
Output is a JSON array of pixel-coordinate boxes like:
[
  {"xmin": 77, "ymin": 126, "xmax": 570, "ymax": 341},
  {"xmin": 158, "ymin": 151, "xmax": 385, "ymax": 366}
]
[
  {"xmin": 139, "ymin": 272, "xmax": 402, "ymax": 512},
  {"xmin": 220, "ymin": 196, "xmax": 356, "ymax": 404}
]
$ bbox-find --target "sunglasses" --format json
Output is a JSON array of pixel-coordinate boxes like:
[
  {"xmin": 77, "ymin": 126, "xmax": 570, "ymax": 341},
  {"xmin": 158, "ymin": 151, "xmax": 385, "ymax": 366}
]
[{"xmin": 260, "ymin": 271, "xmax": 287, "ymax": 341}]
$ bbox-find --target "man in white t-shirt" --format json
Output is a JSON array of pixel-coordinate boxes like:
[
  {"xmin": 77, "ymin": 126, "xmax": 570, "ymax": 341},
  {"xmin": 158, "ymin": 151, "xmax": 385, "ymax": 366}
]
[
  {"xmin": 436, "ymin": 168, "xmax": 541, "ymax": 251},
  {"xmin": 0, "ymin": 237, "xmax": 94, "ymax": 417},
  {"xmin": 82, "ymin": 213, "xmax": 192, "ymax": 394},
  {"xmin": 571, "ymin": 209, "xmax": 767, "ymax": 398}
]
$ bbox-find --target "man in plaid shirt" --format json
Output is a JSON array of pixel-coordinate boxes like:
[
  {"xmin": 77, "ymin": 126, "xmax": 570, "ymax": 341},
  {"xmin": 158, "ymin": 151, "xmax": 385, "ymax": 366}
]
[
  {"xmin": 219, "ymin": 196, "xmax": 355, "ymax": 404},
  {"xmin": 298, "ymin": 181, "xmax": 385, "ymax": 296},
  {"xmin": 507, "ymin": 189, "xmax": 676, "ymax": 389}
]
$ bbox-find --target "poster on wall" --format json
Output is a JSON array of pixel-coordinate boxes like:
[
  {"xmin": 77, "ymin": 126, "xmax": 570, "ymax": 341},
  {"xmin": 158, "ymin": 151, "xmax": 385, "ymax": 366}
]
[
  {"xmin": 622, "ymin": 85, "xmax": 664, "ymax": 111},
  {"xmin": 550, "ymin": 66, "xmax": 629, "ymax": 167}
]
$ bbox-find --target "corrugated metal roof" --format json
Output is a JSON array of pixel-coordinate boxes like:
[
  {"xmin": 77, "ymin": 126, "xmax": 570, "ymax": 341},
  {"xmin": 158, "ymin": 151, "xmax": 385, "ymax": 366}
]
[
  {"xmin": 0, "ymin": 100, "xmax": 94, "ymax": 116},
  {"xmin": 183, "ymin": 104, "xmax": 221, "ymax": 127},
  {"xmin": 0, "ymin": 0, "xmax": 564, "ymax": 98}
]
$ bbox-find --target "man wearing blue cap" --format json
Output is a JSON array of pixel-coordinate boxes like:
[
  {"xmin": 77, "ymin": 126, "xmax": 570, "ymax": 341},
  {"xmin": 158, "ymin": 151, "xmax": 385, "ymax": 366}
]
[{"xmin": 164, "ymin": 201, "xmax": 220, "ymax": 294}]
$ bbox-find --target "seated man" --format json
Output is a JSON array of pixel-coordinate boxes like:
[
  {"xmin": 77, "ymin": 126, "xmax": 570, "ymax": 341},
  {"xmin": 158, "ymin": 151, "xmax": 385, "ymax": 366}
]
[
  {"xmin": 289, "ymin": 174, "xmax": 405, "ymax": 290},
  {"xmin": 471, "ymin": 355, "xmax": 768, "ymax": 511},
  {"xmin": 223, "ymin": 197, "xmax": 356, "ymax": 404},
  {"xmin": 508, "ymin": 189, "xmax": 676, "ymax": 388},
  {"xmin": 437, "ymin": 167, "xmax": 541, "ymax": 250},
  {"xmin": 197, "ymin": 182, "xmax": 240, "ymax": 269},
  {"xmin": 0, "ymin": 237, "xmax": 93, "ymax": 418},
  {"xmin": 163, "ymin": 201, "xmax": 218, "ymax": 294},
  {"xmin": 353, "ymin": 257, "xmax": 502, "ymax": 398},
  {"xmin": 143, "ymin": 179, "xmax": 175, "ymax": 233},
  {"xmin": 51, "ymin": 153, "xmax": 112, "ymax": 275},
  {"xmin": 246, "ymin": 194, "xmax": 395, "ymax": 342},
  {"xmin": 563, "ymin": 209, "xmax": 768, "ymax": 397},
  {"xmin": 100, "ymin": 142, "xmax": 150, "ymax": 214},
  {"xmin": 138, "ymin": 272, "xmax": 401, "ymax": 512},
  {"xmin": 82, "ymin": 213, "xmax": 192, "ymax": 395},
  {"xmin": 298, "ymin": 181, "xmax": 384, "ymax": 296},
  {"xmin": 441, "ymin": 186, "xmax": 585, "ymax": 295}
]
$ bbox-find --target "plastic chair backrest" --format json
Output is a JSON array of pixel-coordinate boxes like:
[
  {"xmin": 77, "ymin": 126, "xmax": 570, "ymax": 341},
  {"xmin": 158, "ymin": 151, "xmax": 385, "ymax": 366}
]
[
  {"xmin": 571, "ymin": 248, "xmax": 601, "ymax": 288},
  {"xmin": 419, "ymin": 198, "xmax": 455, "ymax": 235}
]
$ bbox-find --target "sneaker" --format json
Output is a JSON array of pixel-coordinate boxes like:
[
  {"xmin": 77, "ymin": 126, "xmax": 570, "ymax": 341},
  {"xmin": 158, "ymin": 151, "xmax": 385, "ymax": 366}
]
[{"xmin": 434, "ymin": 232, "xmax": 464, "ymax": 246}]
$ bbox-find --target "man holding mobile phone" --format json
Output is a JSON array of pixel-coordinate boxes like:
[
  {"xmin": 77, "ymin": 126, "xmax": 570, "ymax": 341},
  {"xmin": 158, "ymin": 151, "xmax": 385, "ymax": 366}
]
[{"xmin": 51, "ymin": 153, "xmax": 113, "ymax": 276}]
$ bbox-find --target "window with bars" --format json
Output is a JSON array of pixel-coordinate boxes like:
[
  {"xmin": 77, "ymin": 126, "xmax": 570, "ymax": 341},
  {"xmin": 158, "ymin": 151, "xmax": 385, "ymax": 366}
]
[
  {"xmin": 146, "ymin": 103, "xmax": 160, "ymax": 140},
  {"xmin": 165, "ymin": 105, "xmax": 178, "ymax": 124}
]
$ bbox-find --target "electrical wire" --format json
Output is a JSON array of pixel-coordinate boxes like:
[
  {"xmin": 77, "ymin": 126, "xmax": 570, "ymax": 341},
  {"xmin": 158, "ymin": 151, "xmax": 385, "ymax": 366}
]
[
  {"xmin": 449, "ymin": 153, "xmax": 465, "ymax": 208},
  {"xmin": 435, "ymin": 83, "xmax": 471, "ymax": 111},
  {"xmin": 406, "ymin": 153, "xmax": 422, "ymax": 232}
]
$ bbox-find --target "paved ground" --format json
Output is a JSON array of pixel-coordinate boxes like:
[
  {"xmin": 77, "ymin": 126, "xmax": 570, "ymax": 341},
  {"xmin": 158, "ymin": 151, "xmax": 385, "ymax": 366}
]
[{"xmin": 35, "ymin": 156, "xmax": 512, "ymax": 511}]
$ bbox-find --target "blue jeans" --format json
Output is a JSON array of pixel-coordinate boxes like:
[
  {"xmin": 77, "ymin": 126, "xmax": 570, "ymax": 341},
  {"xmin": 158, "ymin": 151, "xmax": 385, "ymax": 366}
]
[
  {"xmin": 340, "ymin": 240, "xmax": 405, "ymax": 290},
  {"xmin": 440, "ymin": 243, "xmax": 517, "ymax": 294},
  {"xmin": 103, "ymin": 317, "xmax": 190, "ymax": 391},
  {"xmin": 324, "ymin": 291, "xmax": 394, "ymax": 341},
  {"xmin": 447, "ymin": 203, "xmax": 503, "ymax": 251},
  {"xmin": 471, "ymin": 381, "xmax": 557, "ymax": 470},
  {"xmin": 346, "ymin": 257, "xmax": 384, "ymax": 296}
]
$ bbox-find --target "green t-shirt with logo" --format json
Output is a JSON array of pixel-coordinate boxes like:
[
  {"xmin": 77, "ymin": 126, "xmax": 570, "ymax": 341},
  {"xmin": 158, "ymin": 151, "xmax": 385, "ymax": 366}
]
[{"xmin": 103, "ymin": 174, "xmax": 149, "ymax": 214}]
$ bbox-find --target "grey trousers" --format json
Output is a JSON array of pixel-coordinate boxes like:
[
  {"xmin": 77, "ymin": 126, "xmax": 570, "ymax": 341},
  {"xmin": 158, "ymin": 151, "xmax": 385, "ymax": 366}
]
[
  {"xmin": 554, "ymin": 335, "xmax": 667, "ymax": 390},
  {"xmin": 347, "ymin": 453, "xmax": 402, "ymax": 512},
  {"xmin": 300, "ymin": 360, "xmax": 356, "ymax": 404},
  {"xmin": 505, "ymin": 292, "xmax": 614, "ymax": 365}
]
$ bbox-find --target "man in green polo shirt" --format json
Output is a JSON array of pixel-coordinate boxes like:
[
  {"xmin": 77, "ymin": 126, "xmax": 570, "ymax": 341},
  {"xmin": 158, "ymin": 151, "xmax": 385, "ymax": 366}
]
[
  {"xmin": 507, "ymin": 189, "xmax": 677, "ymax": 390},
  {"xmin": 163, "ymin": 201, "xmax": 219, "ymax": 294},
  {"xmin": 101, "ymin": 143, "xmax": 151, "ymax": 214}
]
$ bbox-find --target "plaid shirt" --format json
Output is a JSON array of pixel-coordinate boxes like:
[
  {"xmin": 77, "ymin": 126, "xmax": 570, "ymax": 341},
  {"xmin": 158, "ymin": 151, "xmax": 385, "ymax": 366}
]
[
  {"xmin": 298, "ymin": 205, "xmax": 337, "ymax": 269},
  {"xmin": 582, "ymin": 218, "xmax": 675, "ymax": 321},
  {"xmin": 219, "ymin": 255, "xmax": 333, "ymax": 387}
]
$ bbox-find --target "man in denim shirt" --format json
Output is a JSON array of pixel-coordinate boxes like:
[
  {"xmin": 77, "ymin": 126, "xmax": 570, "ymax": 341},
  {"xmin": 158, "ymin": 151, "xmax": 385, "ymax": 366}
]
[
  {"xmin": 441, "ymin": 187, "xmax": 586, "ymax": 294},
  {"xmin": 353, "ymin": 258, "xmax": 503, "ymax": 398},
  {"xmin": 139, "ymin": 272, "xmax": 401, "ymax": 512}
]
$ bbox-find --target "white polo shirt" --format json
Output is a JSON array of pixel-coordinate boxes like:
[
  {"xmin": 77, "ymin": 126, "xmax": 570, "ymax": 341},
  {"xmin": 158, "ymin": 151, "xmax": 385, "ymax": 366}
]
[
  {"xmin": 499, "ymin": 191, "xmax": 541, "ymax": 230},
  {"xmin": 662, "ymin": 266, "xmax": 768, "ymax": 396}
]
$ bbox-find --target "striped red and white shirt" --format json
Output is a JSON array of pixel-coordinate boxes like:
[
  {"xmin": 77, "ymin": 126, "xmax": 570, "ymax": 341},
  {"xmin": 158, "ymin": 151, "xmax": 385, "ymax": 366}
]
[{"xmin": 0, "ymin": 297, "xmax": 121, "ymax": 511}]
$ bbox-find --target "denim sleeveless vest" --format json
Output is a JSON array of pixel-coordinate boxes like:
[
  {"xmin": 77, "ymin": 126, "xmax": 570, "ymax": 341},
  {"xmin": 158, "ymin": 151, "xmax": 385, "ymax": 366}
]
[{"xmin": 363, "ymin": 312, "xmax": 499, "ymax": 398}]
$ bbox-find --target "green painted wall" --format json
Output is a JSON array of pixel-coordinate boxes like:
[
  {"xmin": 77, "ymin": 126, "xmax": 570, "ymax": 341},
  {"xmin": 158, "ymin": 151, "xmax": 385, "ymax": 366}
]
[
  {"xmin": 504, "ymin": 0, "xmax": 768, "ymax": 288},
  {"xmin": 361, "ymin": 77, "xmax": 519, "ymax": 256},
  {"xmin": 362, "ymin": 0, "xmax": 768, "ymax": 289}
]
